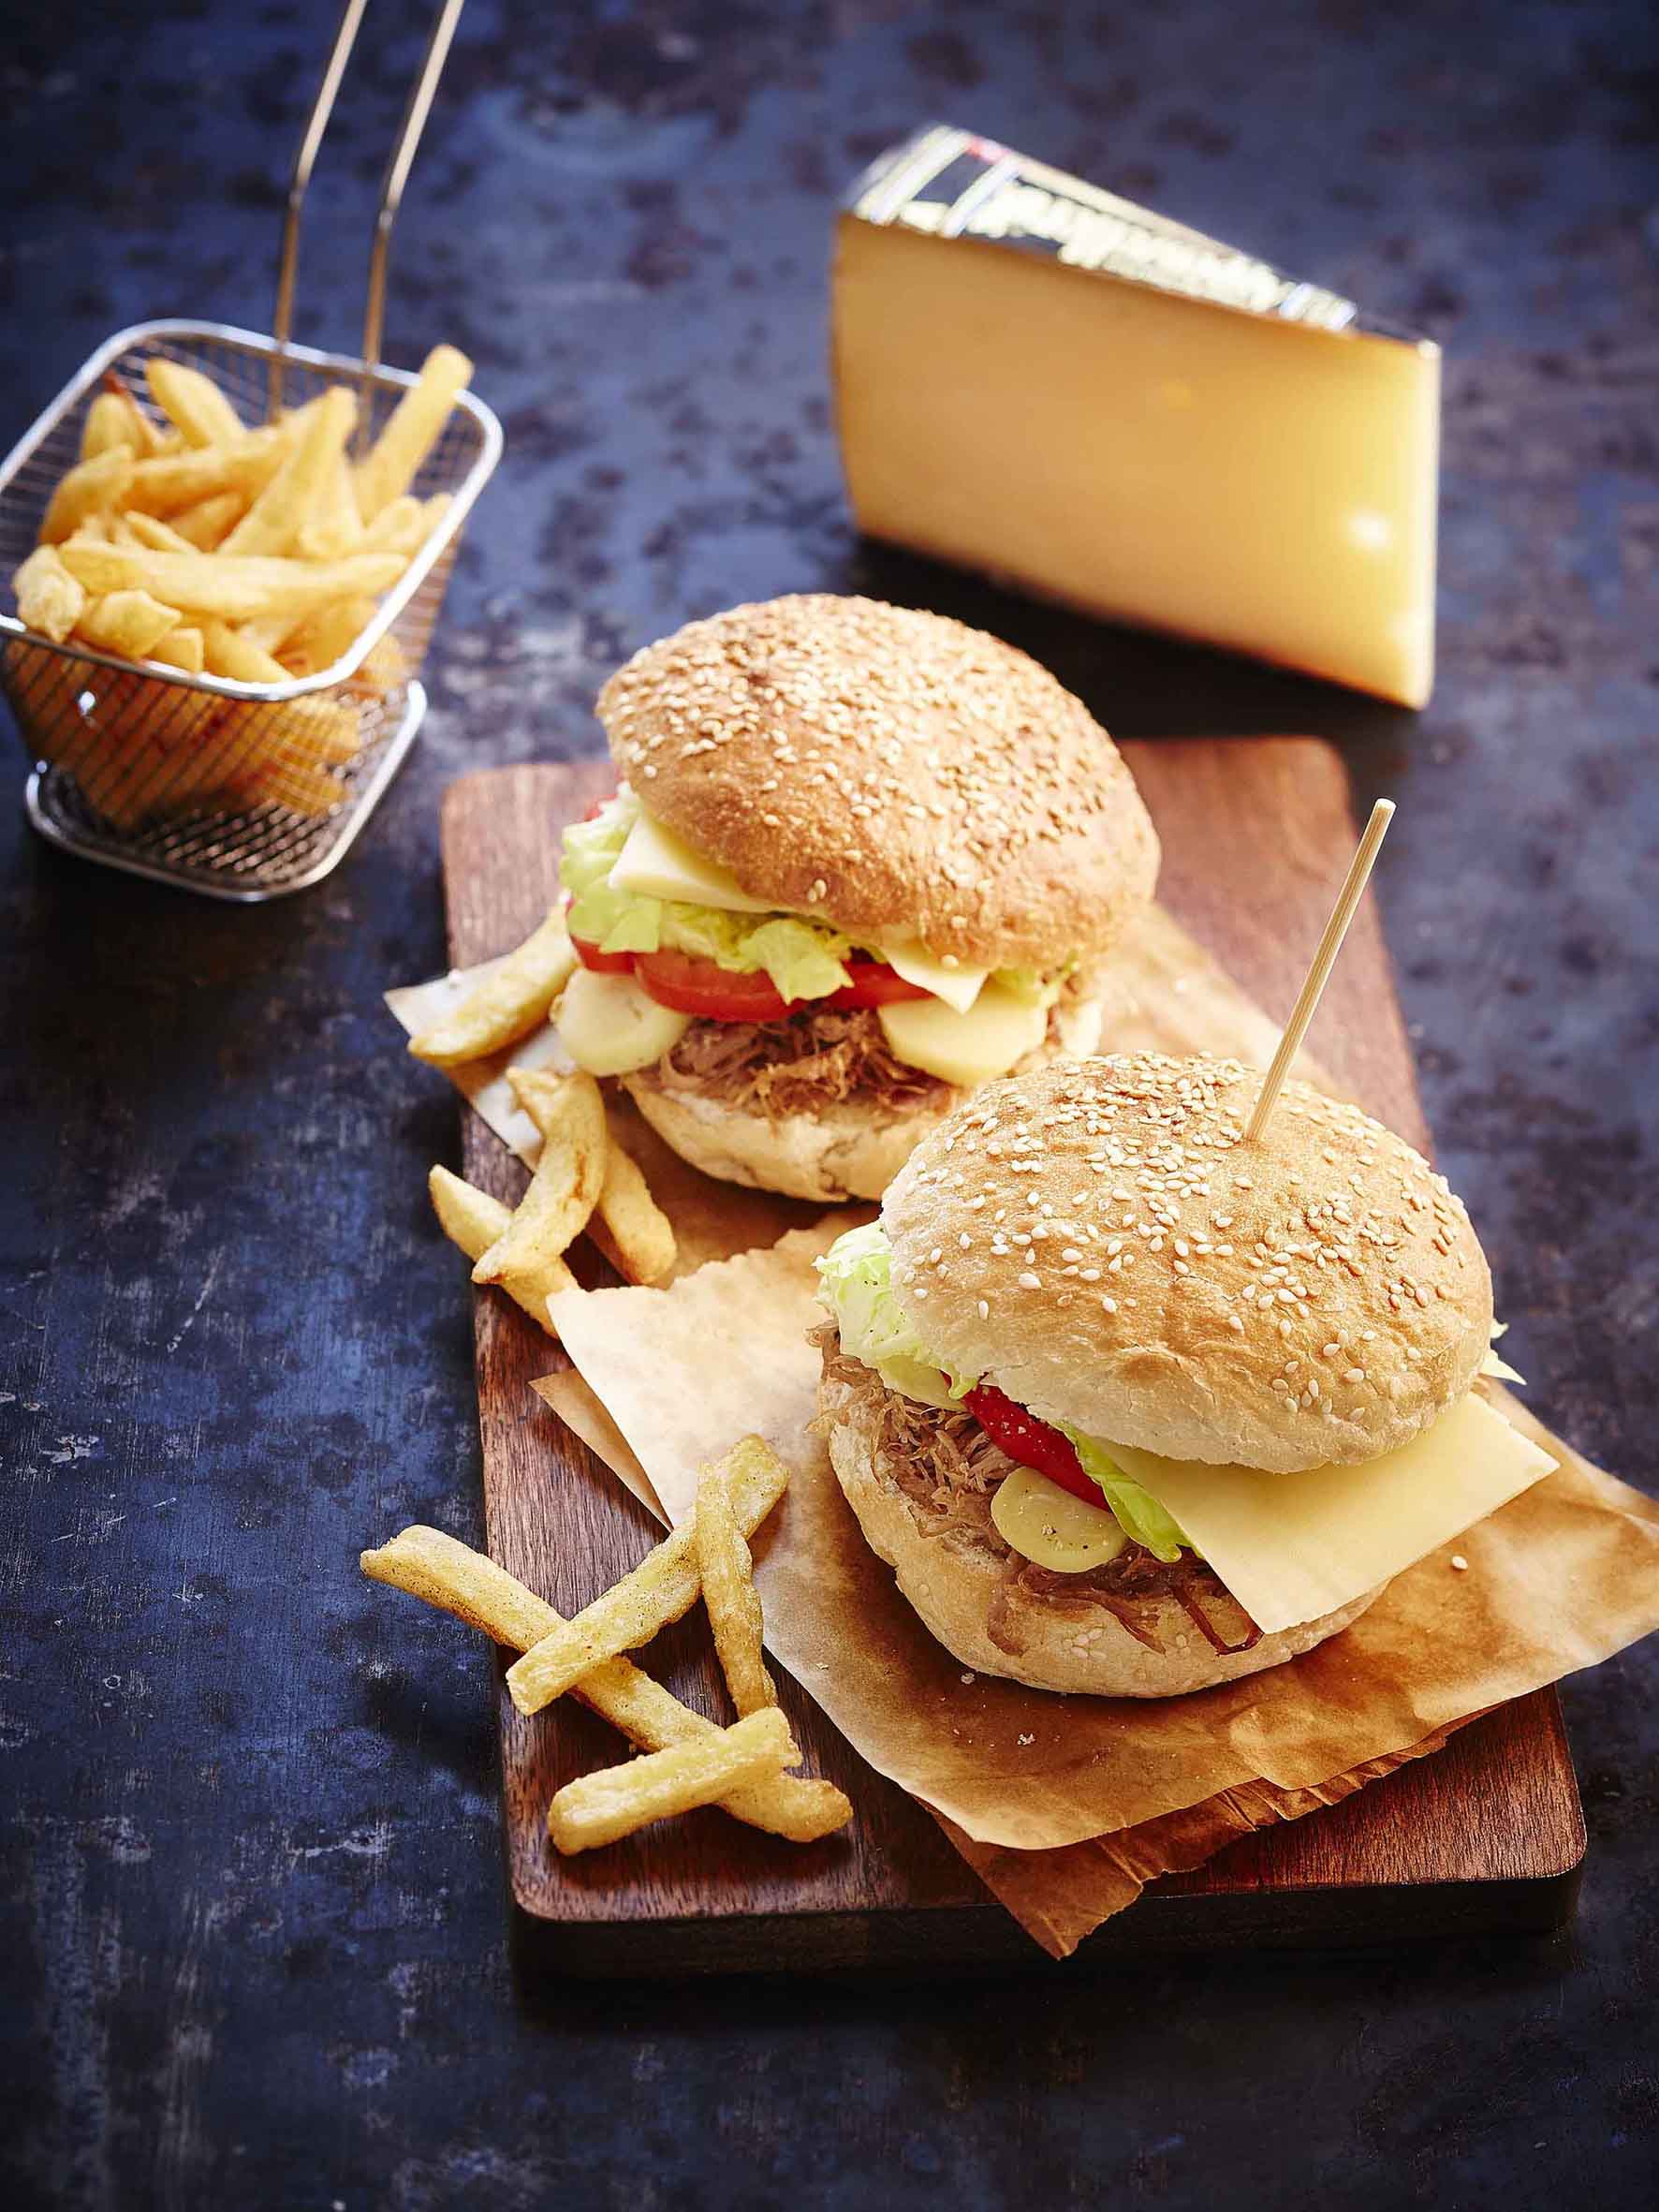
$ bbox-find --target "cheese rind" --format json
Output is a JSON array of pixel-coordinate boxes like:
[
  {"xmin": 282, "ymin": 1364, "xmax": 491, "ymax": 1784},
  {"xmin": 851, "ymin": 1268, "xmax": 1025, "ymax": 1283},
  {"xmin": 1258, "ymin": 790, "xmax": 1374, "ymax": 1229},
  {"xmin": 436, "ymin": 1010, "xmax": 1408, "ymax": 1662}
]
[
  {"xmin": 833, "ymin": 139, "xmax": 1440, "ymax": 708},
  {"xmin": 1106, "ymin": 1394, "xmax": 1555, "ymax": 1634}
]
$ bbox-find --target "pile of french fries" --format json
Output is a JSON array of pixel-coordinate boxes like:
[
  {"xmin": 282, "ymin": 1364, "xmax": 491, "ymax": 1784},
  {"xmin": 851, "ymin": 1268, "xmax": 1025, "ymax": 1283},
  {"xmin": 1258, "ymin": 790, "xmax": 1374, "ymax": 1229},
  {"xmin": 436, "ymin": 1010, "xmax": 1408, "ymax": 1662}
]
[
  {"xmin": 364, "ymin": 1437, "xmax": 852, "ymax": 1853},
  {"xmin": 374, "ymin": 906, "xmax": 853, "ymax": 1852},
  {"xmin": 8, "ymin": 344, "xmax": 471, "ymax": 826}
]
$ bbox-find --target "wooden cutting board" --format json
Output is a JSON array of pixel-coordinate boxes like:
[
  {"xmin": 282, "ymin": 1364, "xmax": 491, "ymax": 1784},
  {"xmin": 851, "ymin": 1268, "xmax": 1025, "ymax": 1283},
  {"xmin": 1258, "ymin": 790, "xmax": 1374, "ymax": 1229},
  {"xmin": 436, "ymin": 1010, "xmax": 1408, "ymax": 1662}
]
[{"xmin": 440, "ymin": 740, "xmax": 1585, "ymax": 1974}]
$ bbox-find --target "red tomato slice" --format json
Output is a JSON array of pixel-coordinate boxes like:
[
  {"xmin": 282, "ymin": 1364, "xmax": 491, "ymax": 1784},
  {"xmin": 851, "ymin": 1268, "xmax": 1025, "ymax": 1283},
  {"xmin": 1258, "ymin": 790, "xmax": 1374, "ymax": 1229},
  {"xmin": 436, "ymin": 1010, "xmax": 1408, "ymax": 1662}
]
[
  {"xmin": 827, "ymin": 958, "xmax": 931, "ymax": 1011},
  {"xmin": 635, "ymin": 950, "xmax": 792, "ymax": 1022},
  {"xmin": 571, "ymin": 933, "xmax": 638, "ymax": 976},
  {"xmin": 965, "ymin": 1384, "xmax": 1103, "ymax": 1509}
]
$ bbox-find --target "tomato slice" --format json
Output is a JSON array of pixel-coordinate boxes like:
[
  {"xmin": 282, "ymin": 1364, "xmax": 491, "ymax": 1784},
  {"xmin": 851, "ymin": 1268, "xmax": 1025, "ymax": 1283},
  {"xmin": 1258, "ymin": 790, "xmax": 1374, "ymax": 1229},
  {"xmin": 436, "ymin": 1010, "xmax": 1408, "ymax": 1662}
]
[
  {"xmin": 827, "ymin": 958, "xmax": 931, "ymax": 1011},
  {"xmin": 635, "ymin": 950, "xmax": 792, "ymax": 1022},
  {"xmin": 964, "ymin": 1384, "xmax": 1103, "ymax": 1509},
  {"xmin": 571, "ymin": 933, "xmax": 638, "ymax": 976}
]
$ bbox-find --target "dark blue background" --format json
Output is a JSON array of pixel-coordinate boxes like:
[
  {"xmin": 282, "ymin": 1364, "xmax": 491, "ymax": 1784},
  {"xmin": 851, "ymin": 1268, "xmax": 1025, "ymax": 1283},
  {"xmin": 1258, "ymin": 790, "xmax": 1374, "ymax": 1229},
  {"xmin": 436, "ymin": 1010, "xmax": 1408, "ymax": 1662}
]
[{"xmin": 2, "ymin": 3, "xmax": 1655, "ymax": 2205}]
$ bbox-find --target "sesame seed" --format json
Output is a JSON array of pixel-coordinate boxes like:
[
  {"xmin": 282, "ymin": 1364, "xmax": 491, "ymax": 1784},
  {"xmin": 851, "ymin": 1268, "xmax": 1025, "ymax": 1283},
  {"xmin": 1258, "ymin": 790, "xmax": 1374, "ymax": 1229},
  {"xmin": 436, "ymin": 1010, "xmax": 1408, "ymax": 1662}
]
[
  {"xmin": 1450, "ymin": 1555, "xmax": 1468, "ymax": 1572},
  {"xmin": 1019, "ymin": 1270, "xmax": 1041, "ymax": 1290}
]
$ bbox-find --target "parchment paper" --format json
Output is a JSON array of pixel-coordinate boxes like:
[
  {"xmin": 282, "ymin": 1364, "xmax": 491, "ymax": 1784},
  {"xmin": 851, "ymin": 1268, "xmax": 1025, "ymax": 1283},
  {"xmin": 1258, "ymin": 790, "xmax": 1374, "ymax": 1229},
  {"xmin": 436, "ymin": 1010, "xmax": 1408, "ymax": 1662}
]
[{"xmin": 390, "ymin": 913, "xmax": 1659, "ymax": 1955}]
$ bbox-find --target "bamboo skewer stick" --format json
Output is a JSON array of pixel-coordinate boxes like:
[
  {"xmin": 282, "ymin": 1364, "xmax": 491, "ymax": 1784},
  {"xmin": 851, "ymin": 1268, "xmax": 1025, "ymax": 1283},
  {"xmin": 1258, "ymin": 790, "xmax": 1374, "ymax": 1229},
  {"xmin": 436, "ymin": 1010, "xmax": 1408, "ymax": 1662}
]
[{"xmin": 1243, "ymin": 798, "xmax": 1397, "ymax": 1143}]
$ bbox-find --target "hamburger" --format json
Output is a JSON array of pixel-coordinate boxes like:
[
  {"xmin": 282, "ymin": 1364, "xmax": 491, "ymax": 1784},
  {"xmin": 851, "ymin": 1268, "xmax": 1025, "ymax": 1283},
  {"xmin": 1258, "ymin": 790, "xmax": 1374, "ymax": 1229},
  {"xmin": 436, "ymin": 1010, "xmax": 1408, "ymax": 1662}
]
[
  {"xmin": 552, "ymin": 595, "xmax": 1159, "ymax": 1202},
  {"xmin": 815, "ymin": 1052, "xmax": 1555, "ymax": 1695}
]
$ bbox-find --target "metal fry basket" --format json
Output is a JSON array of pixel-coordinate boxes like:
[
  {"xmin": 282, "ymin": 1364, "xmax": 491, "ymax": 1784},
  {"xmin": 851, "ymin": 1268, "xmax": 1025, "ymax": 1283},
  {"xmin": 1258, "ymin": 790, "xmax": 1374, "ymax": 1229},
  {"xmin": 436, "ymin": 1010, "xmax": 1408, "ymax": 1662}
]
[{"xmin": 0, "ymin": 0, "xmax": 500, "ymax": 901}]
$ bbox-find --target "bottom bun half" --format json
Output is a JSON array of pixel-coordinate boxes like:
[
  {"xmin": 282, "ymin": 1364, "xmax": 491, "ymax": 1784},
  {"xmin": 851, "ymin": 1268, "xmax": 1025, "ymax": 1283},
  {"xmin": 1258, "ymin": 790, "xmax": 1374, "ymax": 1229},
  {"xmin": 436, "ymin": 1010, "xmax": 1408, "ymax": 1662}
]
[
  {"xmin": 820, "ymin": 1369, "xmax": 1381, "ymax": 1697},
  {"xmin": 621, "ymin": 984, "xmax": 1108, "ymax": 1204}
]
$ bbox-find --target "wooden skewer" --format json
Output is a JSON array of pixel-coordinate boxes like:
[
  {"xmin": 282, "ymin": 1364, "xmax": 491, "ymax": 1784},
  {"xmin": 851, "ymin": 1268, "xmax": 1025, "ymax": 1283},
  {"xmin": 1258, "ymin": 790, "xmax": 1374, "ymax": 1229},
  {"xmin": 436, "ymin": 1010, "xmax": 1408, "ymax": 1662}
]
[{"xmin": 1243, "ymin": 799, "xmax": 1396, "ymax": 1143}]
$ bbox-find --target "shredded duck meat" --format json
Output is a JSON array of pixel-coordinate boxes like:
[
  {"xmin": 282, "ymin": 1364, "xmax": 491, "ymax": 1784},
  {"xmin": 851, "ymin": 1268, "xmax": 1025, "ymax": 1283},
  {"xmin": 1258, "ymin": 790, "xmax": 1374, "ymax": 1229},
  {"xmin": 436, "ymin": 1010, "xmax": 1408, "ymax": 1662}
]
[
  {"xmin": 643, "ymin": 1005, "xmax": 951, "ymax": 1122},
  {"xmin": 817, "ymin": 1330, "xmax": 1261, "ymax": 1659},
  {"xmin": 637, "ymin": 978, "xmax": 1087, "ymax": 1125}
]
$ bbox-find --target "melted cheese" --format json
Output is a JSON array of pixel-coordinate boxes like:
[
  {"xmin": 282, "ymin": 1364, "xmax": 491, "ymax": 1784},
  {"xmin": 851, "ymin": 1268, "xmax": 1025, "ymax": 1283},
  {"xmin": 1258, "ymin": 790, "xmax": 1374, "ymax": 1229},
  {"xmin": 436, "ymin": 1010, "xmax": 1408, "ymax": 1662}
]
[
  {"xmin": 1107, "ymin": 1394, "xmax": 1555, "ymax": 1634},
  {"xmin": 877, "ymin": 981, "xmax": 1048, "ymax": 1087},
  {"xmin": 609, "ymin": 808, "xmax": 775, "ymax": 914},
  {"xmin": 556, "ymin": 966, "xmax": 690, "ymax": 1075},
  {"xmin": 991, "ymin": 1465, "xmax": 1128, "ymax": 1574},
  {"xmin": 881, "ymin": 941, "xmax": 987, "ymax": 1013}
]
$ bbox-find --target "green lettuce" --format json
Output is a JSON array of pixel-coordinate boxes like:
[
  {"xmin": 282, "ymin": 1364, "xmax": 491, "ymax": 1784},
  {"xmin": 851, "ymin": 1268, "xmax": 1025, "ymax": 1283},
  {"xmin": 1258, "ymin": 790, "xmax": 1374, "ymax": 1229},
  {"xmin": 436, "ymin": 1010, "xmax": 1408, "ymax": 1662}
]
[
  {"xmin": 560, "ymin": 789, "xmax": 1068, "ymax": 1008},
  {"xmin": 1062, "ymin": 1428, "xmax": 1189, "ymax": 1562},
  {"xmin": 816, "ymin": 1225, "xmax": 1192, "ymax": 1556}
]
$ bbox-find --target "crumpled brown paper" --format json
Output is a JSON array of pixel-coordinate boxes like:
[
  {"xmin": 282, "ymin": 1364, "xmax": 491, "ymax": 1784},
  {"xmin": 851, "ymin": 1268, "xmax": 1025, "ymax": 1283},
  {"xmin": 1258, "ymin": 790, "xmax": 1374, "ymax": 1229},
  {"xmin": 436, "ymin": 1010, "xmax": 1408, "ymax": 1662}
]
[{"xmin": 392, "ymin": 908, "xmax": 1659, "ymax": 1954}]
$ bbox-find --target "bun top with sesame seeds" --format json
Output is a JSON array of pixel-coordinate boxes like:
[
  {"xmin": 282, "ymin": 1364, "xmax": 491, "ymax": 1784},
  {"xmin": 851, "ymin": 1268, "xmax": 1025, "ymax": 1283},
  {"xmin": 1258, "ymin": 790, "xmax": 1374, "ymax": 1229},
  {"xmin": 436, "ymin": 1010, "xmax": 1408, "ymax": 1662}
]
[
  {"xmin": 595, "ymin": 595, "xmax": 1160, "ymax": 970},
  {"xmin": 880, "ymin": 1051, "xmax": 1493, "ymax": 1473}
]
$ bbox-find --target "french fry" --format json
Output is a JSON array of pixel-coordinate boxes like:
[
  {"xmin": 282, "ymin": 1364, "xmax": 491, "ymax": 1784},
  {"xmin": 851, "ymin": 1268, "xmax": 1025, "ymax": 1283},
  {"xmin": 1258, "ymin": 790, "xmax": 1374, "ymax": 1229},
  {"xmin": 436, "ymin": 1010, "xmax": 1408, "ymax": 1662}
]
[
  {"xmin": 123, "ymin": 425, "xmax": 287, "ymax": 518},
  {"xmin": 472, "ymin": 1069, "xmax": 606, "ymax": 1289},
  {"xmin": 408, "ymin": 911, "xmax": 577, "ymax": 1067},
  {"xmin": 40, "ymin": 449, "xmax": 135, "ymax": 544},
  {"xmin": 56, "ymin": 542, "xmax": 405, "ymax": 623},
  {"xmin": 360, "ymin": 1526, "xmax": 851, "ymax": 1842},
  {"xmin": 144, "ymin": 358, "xmax": 246, "ymax": 450},
  {"xmin": 505, "ymin": 1437, "xmax": 790, "ymax": 1715},
  {"xmin": 295, "ymin": 453, "xmax": 367, "ymax": 560},
  {"xmin": 222, "ymin": 386, "xmax": 356, "ymax": 557},
  {"xmin": 81, "ymin": 391, "xmax": 142, "ymax": 461},
  {"xmin": 199, "ymin": 617, "xmax": 287, "ymax": 686},
  {"xmin": 125, "ymin": 511, "xmax": 199, "ymax": 555},
  {"xmin": 76, "ymin": 590, "xmax": 185, "ymax": 661},
  {"xmin": 12, "ymin": 547, "xmax": 85, "ymax": 642},
  {"xmin": 590, "ymin": 1141, "xmax": 676, "ymax": 1285},
  {"xmin": 547, "ymin": 1705, "xmax": 800, "ymax": 1855},
  {"xmin": 427, "ymin": 1164, "xmax": 577, "ymax": 1327},
  {"xmin": 99, "ymin": 373, "xmax": 169, "ymax": 457},
  {"xmin": 149, "ymin": 627, "xmax": 205, "ymax": 677},
  {"xmin": 355, "ymin": 344, "xmax": 472, "ymax": 519},
  {"xmin": 169, "ymin": 490, "xmax": 245, "ymax": 550},
  {"xmin": 346, "ymin": 631, "xmax": 407, "ymax": 699},
  {"xmin": 279, "ymin": 594, "xmax": 376, "ymax": 677},
  {"xmin": 696, "ymin": 1463, "xmax": 775, "ymax": 1717},
  {"xmin": 359, "ymin": 494, "xmax": 428, "ymax": 558}
]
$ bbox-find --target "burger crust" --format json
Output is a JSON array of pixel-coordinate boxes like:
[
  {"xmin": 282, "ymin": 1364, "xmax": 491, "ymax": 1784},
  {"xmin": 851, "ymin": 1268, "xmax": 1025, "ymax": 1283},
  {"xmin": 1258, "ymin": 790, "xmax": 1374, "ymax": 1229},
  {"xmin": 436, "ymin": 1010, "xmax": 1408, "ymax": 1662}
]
[
  {"xmin": 597, "ymin": 595, "xmax": 1159, "ymax": 972},
  {"xmin": 821, "ymin": 1367, "xmax": 1380, "ymax": 1696},
  {"xmin": 883, "ymin": 1053, "xmax": 1493, "ymax": 1473},
  {"xmin": 624, "ymin": 984, "xmax": 1108, "ymax": 1203}
]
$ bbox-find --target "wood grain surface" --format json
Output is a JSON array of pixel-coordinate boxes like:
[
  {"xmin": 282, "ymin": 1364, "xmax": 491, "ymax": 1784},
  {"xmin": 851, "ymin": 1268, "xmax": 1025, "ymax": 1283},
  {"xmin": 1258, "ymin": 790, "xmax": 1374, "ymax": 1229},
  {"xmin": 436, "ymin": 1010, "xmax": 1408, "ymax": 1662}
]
[{"xmin": 441, "ymin": 742, "xmax": 1584, "ymax": 1974}]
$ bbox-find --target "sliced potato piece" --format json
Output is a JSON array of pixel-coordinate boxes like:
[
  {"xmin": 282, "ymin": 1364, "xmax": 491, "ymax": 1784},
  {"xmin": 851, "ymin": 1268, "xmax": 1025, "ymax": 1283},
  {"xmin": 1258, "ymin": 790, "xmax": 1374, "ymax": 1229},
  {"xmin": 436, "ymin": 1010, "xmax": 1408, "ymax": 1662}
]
[
  {"xmin": 546, "ymin": 1706, "xmax": 800, "ymax": 1855},
  {"xmin": 407, "ymin": 909, "xmax": 577, "ymax": 1067}
]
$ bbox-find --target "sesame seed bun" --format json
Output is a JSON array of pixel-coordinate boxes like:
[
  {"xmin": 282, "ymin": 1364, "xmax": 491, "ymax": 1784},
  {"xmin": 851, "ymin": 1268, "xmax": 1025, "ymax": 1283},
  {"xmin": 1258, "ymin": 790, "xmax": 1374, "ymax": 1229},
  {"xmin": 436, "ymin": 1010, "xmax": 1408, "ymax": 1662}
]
[
  {"xmin": 624, "ymin": 981, "xmax": 1108, "ymax": 1202},
  {"xmin": 820, "ymin": 1359, "xmax": 1381, "ymax": 1695},
  {"xmin": 597, "ymin": 595, "xmax": 1159, "ymax": 971},
  {"xmin": 881, "ymin": 1053, "xmax": 1493, "ymax": 1474}
]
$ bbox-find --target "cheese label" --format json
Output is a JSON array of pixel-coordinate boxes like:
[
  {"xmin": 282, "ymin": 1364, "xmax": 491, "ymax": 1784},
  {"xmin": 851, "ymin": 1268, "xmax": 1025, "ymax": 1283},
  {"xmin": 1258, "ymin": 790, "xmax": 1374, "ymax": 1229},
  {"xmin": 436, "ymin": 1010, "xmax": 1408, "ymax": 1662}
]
[
  {"xmin": 849, "ymin": 124, "xmax": 1360, "ymax": 331},
  {"xmin": 1106, "ymin": 1395, "xmax": 1555, "ymax": 1635}
]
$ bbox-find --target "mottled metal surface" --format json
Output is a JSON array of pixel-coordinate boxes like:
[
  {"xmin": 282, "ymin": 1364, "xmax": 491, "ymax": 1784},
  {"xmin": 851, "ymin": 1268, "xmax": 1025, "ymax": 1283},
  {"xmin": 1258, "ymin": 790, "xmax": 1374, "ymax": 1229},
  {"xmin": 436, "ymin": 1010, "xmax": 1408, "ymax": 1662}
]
[{"xmin": 2, "ymin": 1, "xmax": 1655, "ymax": 2205}]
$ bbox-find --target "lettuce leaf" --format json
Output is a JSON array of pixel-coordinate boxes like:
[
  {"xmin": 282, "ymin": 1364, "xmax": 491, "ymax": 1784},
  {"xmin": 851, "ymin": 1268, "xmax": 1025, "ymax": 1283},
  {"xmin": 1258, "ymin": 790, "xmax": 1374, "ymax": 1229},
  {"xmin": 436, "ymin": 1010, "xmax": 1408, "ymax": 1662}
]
[
  {"xmin": 815, "ymin": 1222, "xmax": 975, "ymax": 1408},
  {"xmin": 817, "ymin": 1225, "xmax": 1192, "ymax": 1555},
  {"xmin": 561, "ymin": 790, "xmax": 1071, "ymax": 1007},
  {"xmin": 1062, "ymin": 1428, "xmax": 1190, "ymax": 1562}
]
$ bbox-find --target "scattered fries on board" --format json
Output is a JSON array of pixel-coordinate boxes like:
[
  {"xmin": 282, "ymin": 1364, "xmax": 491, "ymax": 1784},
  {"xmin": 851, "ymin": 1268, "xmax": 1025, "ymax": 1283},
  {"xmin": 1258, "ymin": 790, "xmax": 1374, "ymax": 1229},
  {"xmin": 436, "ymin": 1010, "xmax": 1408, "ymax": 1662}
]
[
  {"xmin": 362, "ymin": 1439, "xmax": 852, "ymax": 1853},
  {"xmin": 417, "ymin": 912, "xmax": 678, "ymax": 1308},
  {"xmin": 8, "ymin": 346, "xmax": 471, "ymax": 826}
]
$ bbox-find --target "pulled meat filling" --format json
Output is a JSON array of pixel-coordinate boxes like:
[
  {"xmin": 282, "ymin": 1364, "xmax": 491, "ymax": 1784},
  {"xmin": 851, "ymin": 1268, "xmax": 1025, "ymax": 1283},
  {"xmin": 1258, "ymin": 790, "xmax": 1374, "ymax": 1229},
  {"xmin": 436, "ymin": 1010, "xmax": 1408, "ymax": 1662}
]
[
  {"xmin": 642, "ymin": 1005, "xmax": 948, "ymax": 1122},
  {"xmin": 635, "ymin": 981, "xmax": 1082, "ymax": 1125},
  {"xmin": 817, "ymin": 1330, "xmax": 1261, "ymax": 1659}
]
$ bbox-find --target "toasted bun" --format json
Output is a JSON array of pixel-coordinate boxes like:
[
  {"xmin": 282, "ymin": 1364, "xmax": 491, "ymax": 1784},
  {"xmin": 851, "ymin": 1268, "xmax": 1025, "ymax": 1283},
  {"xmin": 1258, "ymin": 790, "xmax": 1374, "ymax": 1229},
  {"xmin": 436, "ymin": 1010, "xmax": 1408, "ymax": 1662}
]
[
  {"xmin": 623, "ymin": 984, "xmax": 1108, "ymax": 1202},
  {"xmin": 597, "ymin": 595, "xmax": 1159, "ymax": 971},
  {"xmin": 821, "ymin": 1364, "xmax": 1379, "ymax": 1695},
  {"xmin": 883, "ymin": 1052, "xmax": 1493, "ymax": 1472}
]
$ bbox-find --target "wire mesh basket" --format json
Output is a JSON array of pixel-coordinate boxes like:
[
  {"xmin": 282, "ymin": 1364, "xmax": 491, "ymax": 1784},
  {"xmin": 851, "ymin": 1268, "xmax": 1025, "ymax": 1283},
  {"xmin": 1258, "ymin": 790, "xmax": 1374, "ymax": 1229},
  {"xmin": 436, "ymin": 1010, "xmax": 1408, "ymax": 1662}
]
[{"xmin": 0, "ymin": 0, "xmax": 500, "ymax": 901}]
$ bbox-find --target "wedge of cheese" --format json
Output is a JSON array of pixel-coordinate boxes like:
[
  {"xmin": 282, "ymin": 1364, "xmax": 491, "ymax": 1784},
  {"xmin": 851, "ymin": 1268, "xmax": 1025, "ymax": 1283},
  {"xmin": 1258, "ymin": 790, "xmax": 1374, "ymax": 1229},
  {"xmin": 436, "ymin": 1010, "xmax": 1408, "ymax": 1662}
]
[
  {"xmin": 1108, "ymin": 1394, "xmax": 1555, "ymax": 1635},
  {"xmin": 834, "ymin": 127, "xmax": 1440, "ymax": 707}
]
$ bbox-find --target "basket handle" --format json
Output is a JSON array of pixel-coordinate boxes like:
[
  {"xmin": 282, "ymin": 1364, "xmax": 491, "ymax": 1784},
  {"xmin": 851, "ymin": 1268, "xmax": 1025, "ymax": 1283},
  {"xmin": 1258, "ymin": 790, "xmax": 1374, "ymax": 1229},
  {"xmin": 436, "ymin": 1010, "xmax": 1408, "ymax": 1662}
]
[{"xmin": 270, "ymin": 0, "xmax": 466, "ymax": 416}]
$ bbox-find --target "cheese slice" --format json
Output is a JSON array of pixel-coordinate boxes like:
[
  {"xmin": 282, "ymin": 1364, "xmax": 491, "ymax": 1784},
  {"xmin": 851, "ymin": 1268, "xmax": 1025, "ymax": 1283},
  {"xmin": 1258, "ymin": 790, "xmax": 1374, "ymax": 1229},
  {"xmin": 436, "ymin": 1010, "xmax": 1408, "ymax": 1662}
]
[
  {"xmin": 882, "ymin": 939, "xmax": 987, "ymax": 1013},
  {"xmin": 835, "ymin": 128, "xmax": 1439, "ymax": 707},
  {"xmin": 877, "ymin": 980, "xmax": 1047, "ymax": 1087},
  {"xmin": 1104, "ymin": 1395, "xmax": 1554, "ymax": 1634},
  {"xmin": 609, "ymin": 808, "xmax": 775, "ymax": 914}
]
